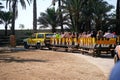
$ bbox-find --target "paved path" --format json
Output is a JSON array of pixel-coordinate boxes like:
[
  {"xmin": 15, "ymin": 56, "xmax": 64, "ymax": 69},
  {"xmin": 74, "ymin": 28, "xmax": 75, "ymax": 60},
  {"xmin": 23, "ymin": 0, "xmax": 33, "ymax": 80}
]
[{"xmin": 73, "ymin": 53, "xmax": 114, "ymax": 78}]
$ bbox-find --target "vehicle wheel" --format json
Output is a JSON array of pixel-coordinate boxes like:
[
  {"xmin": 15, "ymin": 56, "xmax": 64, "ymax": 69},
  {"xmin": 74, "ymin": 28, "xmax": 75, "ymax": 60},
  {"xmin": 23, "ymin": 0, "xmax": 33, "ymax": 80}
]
[
  {"xmin": 114, "ymin": 54, "xmax": 119, "ymax": 63},
  {"xmin": 48, "ymin": 47, "xmax": 52, "ymax": 50},
  {"xmin": 53, "ymin": 48, "xmax": 56, "ymax": 51},
  {"xmin": 36, "ymin": 43, "xmax": 41, "ymax": 49},
  {"xmin": 111, "ymin": 50, "xmax": 115, "ymax": 57},
  {"xmin": 96, "ymin": 50, "xmax": 101, "ymax": 57},
  {"xmin": 47, "ymin": 45, "xmax": 52, "ymax": 50},
  {"xmin": 65, "ymin": 48, "xmax": 68, "ymax": 52},
  {"xmin": 24, "ymin": 42, "xmax": 29, "ymax": 49},
  {"xmin": 92, "ymin": 52, "xmax": 96, "ymax": 57}
]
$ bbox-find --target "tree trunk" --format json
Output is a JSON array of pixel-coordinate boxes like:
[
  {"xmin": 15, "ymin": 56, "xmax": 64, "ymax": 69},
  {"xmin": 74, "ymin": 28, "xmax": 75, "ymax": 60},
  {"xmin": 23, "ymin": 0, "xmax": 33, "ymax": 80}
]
[
  {"xmin": 86, "ymin": 19, "xmax": 91, "ymax": 31},
  {"xmin": 5, "ymin": 23, "xmax": 7, "ymax": 36},
  {"xmin": 10, "ymin": 35, "xmax": 16, "ymax": 47},
  {"xmin": 10, "ymin": 1, "xmax": 17, "ymax": 47},
  {"xmin": 69, "ymin": 11, "xmax": 75, "ymax": 32},
  {"xmin": 58, "ymin": 0, "xmax": 64, "ymax": 33},
  {"xmin": 33, "ymin": 0, "xmax": 37, "ymax": 33},
  {"xmin": 52, "ymin": 25, "xmax": 56, "ymax": 33},
  {"xmin": 11, "ymin": 1, "xmax": 16, "ymax": 35},
  {"xmin": 116, "ymin": 0, "xmax": 120, "ymax": 35},
  {"xmin": 76, "ymin": 11, "xmax": 80, "ymax": 33}
]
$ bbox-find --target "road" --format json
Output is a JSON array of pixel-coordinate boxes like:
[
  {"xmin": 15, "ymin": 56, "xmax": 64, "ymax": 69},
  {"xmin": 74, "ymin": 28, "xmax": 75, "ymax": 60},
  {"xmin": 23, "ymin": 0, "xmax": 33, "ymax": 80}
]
[{"xmin": 73, "ymin": 53, "xmax": 114, "ymax": 78}]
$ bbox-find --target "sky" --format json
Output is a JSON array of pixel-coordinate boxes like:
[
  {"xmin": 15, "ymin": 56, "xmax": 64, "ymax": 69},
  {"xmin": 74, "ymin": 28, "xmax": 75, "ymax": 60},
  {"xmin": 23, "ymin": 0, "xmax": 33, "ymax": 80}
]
[{"xmin": 0, "ymin": 0, "xmax": 117, "ymax": 30}]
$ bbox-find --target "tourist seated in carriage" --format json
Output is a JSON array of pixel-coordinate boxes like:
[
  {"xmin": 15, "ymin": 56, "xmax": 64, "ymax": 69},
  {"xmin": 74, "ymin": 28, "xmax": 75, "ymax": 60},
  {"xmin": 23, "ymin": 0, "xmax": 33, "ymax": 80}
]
[
  {"xmin": 103, "ymin": 30, "xmax": 115, "ymax": 38},
  {"xmin": 96, "ymin": 30, "xmax": 103, "ymax": 39}
]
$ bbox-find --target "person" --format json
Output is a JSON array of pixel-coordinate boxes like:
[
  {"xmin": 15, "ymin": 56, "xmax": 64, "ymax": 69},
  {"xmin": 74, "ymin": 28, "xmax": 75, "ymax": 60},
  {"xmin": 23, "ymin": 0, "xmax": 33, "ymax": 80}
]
[
  {"xmin": 91, "ymin": 30, "xmax": 97, "ymax": 38},
  {"xmin": 61, "ymin": 32, "xmax": 65, "ymax": 38},
  {"xmin": 114, "ymin": 45, "xmax": 120, "ymax": 63},
  {"xmin": 70, "ymin": 32, "xmax": 75, "ymax": 38},
  {"xmin": 81, "ymin": 32, "xmax": 87, "ymax": 37},
  {"xmin": 96, "ymin": 30, "xmax": 103, "ymax": 39},
  {"xmin": 52, "ymin": 32, "xmax": 56, "ymax": 38},
  {"xmin": 109, "ymin": 61, "xmax": 120, "ymax": 80},
  {"xmin": 55, "ymin": 32, "xmax": 61, "ymax": 39},
  {"xmin": 65, "ymin": 32, "xmax": 71, "ymax": 38},
  {"xmin": 112, "ymin": 32, "xmax": 117, "ymax": 38},
  {"xmin": 103, "ymin": 30, "xmax": 114, "ymax": 38}
]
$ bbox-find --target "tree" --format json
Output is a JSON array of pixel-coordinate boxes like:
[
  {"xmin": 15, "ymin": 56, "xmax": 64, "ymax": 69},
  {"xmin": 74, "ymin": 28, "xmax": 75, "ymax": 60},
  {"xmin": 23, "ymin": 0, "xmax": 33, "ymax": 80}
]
[
  {"xmin": 51, "ymin": 0, "xmax": 114, "ymax": 33},
  {"xmin": 0, "ymin": 2, "xmax": 4, "ymax": 24},
  {"xmin": 0, "ymin": 11, "xmax": 12, "ymax": 36},
  {"xmin": 62, "ymin": 0, "xmax": 113, "ymax": 32},
  {"xmin": 0, "ymin": 2, "xmax": 4, "ymax": 10},
  {"xmin": 61, "ymin": 0, "xmax": 86, "ymax": 32},
  {"xmin": 38, "ymin": 7, "xmax": 59, "ymax": 33},
  {"xmin": 5, "ymin": 0, "xmax": 32, "ymax": 35},
  {"xmin": 19, "ymin": 24, "xmax": 24, "ymax": 30},
  {"xmin": 52, "ymin": 0, "xmax": 64, "ymax": 32},
  {"xmin": 3, "ymin": 0, "xmax": 32, "ymax": 47},
  {"xmin": 93, "ymin": 0, "xmax": 114, "ymax": 31}
]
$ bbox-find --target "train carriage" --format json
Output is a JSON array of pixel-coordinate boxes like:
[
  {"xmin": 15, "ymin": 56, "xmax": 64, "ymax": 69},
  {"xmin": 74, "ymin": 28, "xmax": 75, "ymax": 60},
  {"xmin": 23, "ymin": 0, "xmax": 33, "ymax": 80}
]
[{"xmin": 50, "ymin": 36, "xmax": 118, "ymax": 57}]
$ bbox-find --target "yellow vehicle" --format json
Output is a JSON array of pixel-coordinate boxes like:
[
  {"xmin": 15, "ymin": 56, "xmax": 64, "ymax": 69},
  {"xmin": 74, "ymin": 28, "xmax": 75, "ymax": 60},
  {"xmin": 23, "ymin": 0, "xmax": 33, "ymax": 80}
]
[{"xmin": 23, "ymin": 32, "xmax": 54, "ymax": 49}]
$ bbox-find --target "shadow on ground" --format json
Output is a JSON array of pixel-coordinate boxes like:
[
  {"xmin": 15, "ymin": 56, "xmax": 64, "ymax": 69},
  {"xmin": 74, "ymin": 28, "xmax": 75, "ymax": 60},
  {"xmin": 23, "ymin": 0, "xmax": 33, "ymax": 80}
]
[
  {"xmin": 0, "ymin": 46, "xmax": 114, "ymax": 59},
  {"xmin": 0, "ymin": 55, "xmax": 48, "ymax": 63}
]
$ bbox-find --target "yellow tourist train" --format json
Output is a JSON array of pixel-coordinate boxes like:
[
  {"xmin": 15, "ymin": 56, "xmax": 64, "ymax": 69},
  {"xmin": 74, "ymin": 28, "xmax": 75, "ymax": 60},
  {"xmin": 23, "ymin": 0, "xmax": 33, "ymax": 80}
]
[{"xmin": 50, "ymin": 37, "xmax": 120, "ymax": 57}]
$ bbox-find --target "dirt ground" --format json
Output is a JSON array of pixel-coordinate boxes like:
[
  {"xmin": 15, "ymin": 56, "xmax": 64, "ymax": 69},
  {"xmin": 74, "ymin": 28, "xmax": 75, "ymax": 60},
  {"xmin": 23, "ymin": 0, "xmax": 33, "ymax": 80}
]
[{"xmin": 0, "ymin": 49, "xmax": 109, "ymax": 80}]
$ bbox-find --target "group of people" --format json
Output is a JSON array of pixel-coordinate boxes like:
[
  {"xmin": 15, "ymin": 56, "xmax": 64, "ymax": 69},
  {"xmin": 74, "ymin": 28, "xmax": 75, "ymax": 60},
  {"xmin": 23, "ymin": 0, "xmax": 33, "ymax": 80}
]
[
  {"xmin": 52, "ymin": 30, "xmax": 117, "ymax": 39},
  {"xmin": 96, "ymin": 30, "xmax": 117, "ymax": 39},
  {"xmin": 52, "ymin": 32, "xmax": 78, "ymax": 39}
]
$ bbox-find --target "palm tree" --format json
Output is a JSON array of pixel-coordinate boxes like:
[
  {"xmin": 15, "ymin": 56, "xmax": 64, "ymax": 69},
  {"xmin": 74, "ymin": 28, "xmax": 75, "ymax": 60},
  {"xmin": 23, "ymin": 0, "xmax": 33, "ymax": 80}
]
[
  {"xmin": 68, "ymin": 0, "xmax": 113, "ymax": 32},
  {"xmin": 4, "ymin": 0, "xmax": 31, "ymax": 47},
  {"xmin": 52, "ymin": 0, "xmax": 64, "ymax": 32},
  {"xmin": 0, "ymin": 2, "xmax": 4, "ymax": 10},
  {"xmin": 5, "ymin": 0, "xmax": 32, "ymax": 35},
  {"xmin": 0, "ymin": 2, "xmax": 4, "ymax": 24},
  {"xmin": 37, "ymin": 7, "xmax": 59, "ymax": 33},
  {"xmin": 19, "ymin": 24, "xmax": 25, "ymax": 30},
  {"xmin": 61, "ymin": 0, "xmax": 86, "ymax": 33},
  {"xmin": 33, "ymin": 0, "xmax": 37, "ymax": 32},
  {"xmin": 53, "ymin": 0, "xmax": 114, "ymax": 33},
  {"xmin": 116, "ymin": 0, "xmax": 120, "ymax": 35},
  {"xmin": 93, "ymin": 0, "xmax": 114, "ymax": 31},
  {"xmin": 0, "ymin": 11, "xmax": 12, "ymax": 36}
]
